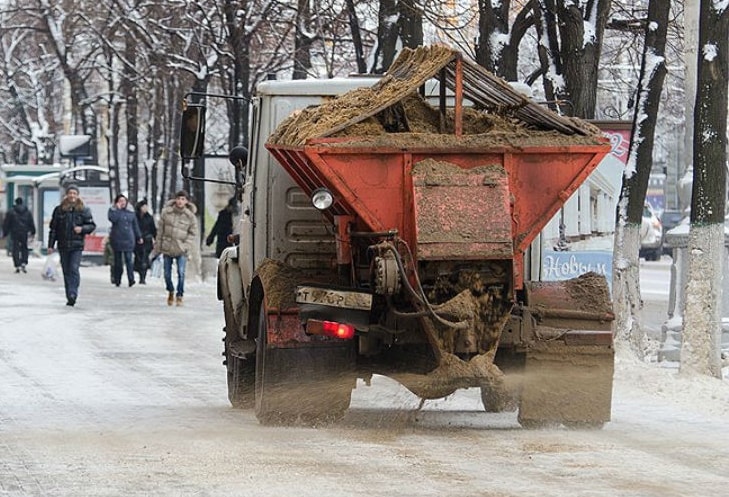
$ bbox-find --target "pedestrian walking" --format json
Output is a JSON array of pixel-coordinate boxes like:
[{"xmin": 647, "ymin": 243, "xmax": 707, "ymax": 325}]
[
  {"xmin": 155, "ymin": 190, "xmax": 198, "ymax": 306},
  {"xmin": 2, "ymin": 197, "xmax": 36, "ymax": 273},
  {"xmin": 48, "ymin": 184, "xmax": 96, "ymax": 306},
  {"xmin": 205, "ymin": 197, "xmax": 237, "ymax": 258},
  {"xmin": 108, "ymin": 194, "xmax": 142, "ymax": 287},
  {"xmin": 133, "ymin": 199, "xmax": 157, "ymax": 284}
]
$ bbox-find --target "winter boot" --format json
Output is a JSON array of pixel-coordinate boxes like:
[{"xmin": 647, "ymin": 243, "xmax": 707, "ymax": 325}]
[
  {"xmin": 167, "ymin": 292, "xmax": 174, "ymax": 306},
  {"xmin": 176, "ymin": 295, "xmax": 183, "ymax": 306}
]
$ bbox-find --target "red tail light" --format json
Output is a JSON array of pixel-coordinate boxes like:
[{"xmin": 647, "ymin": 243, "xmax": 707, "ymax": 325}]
[{"xmin": 305, "ymin": 319, "xmax": 356, "ymax": 340}]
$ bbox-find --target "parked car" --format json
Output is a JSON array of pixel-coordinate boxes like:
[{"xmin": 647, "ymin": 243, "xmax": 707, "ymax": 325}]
[
  {"xmin": 660, "ymin": 209, "xmax": 685, "ymax": 256},
  {"xmin": 640, "ymin": 203, "xmax": 663, "ymax": 261}
]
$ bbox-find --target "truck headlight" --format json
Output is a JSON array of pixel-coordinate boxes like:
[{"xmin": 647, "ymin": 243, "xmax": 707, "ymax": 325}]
[{"xmin": 311, "ymin": 188, "xmax": 333, "ymax": 211}]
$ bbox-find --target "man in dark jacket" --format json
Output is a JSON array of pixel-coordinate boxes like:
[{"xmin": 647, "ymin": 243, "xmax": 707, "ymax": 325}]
[
  {"xmin": 205, "ymin": 197, "xmax": 237, "ymax": 258},
  {"xmin": 108, "ymin": 193, "xmax": 142, "ymax": 287},
  {"xmin": 2, "ymin": 197, "xmax": 36, "ymax": 273},
  {"xmin": 48, "ymin": 184, "xmax": 96, "ymax": 306}
]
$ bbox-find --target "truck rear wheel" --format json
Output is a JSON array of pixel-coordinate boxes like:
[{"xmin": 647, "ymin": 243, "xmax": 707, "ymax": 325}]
[
  {"xmin": 223, "ymin": 294, "xmax": 255, "ymax": 409},
  {"xmin": 253, "ymin": 304, "xmax": 355, "ymax": 426}
]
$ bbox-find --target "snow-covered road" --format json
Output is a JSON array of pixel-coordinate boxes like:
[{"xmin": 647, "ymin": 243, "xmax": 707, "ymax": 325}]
[{"xmin": 1, "ymin": 254, "xmax": 727, "ymax": 496}]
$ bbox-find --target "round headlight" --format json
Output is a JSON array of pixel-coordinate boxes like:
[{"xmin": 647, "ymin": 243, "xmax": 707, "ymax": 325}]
[{"xmin": 311, "ymin": 188, "xmax": 334, "ymax": 211}]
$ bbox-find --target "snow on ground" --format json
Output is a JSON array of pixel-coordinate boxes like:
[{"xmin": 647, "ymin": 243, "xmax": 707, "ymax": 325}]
[{"xmin": 1, "ymin": 252, "xmax": 728, "ymax": 496}]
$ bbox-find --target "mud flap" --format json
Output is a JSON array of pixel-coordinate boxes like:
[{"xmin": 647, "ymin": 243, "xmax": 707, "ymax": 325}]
[
  {"xmin": 518, "ymin": 341, "xmax": 614, "ymax": 427},
  {"xmin": 517, "ymin": 273, "xmax": 614, "ymax": 427}
]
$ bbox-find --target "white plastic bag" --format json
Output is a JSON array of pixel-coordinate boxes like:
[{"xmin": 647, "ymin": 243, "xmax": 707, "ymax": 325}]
[
  {"xmin": 42, "ymin": 252, "xmax": 60, "ymax": 281},
  {"xmin": 150, "ymin": 255, "xmax": 163, "ymax": 278}
]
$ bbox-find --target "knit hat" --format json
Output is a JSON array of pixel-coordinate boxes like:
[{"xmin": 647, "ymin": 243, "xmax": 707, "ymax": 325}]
[
  {"xmin": 175, "ymin": 190, "xmax": 189, "ymax": 200},
  {"xmin": 135, "ymin": 199, "xmax": 148, "ymax": 210},
  {"xmin": 14, "ymin": 197, "xmax": 23, "ymax": 206},
  {"xmin": 66, "ymin": 184, "xmax": 79, "ymax": 194}
]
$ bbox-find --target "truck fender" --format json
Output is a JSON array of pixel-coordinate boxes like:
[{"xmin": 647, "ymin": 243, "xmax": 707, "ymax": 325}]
[{"xmin": 218, "ymin": 246, "xmax": 251, "ymax": 340}]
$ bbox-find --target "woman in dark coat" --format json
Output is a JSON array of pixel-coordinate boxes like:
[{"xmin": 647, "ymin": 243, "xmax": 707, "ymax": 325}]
[
  {"xmin": 205, "ymin": 197, "xmax": 237, "ymax": 258},
  {"xmin": 108, "ymin": 194, "xmax": 142, "ymax": 287},
  {"xmin": 134, "ymin": 199, "xmax": 157, "ymax": 284}
]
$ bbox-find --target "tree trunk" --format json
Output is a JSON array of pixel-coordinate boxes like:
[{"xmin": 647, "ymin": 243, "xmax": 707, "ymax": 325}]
[
  {"xmin": 475, "ymin": 0, "xmax": 512, "ymax": 77},
  {"xmin": 398, "ymin": 0, "xmax": 423, "ymax": 49},
  {"xmin": 345, "ymin": 0, "xmax": 367, "ymax": 74},
  {"xmin": 534, "ymin": 0, "xmax": 611, "ymax": 118},
  {"xmin": 147, "ymin": 57, "xmax": 165, "ymax": 214},
  {"xmin": 532, "ymin": 0, "xmax": 561, "ymax": 104},
  {"xmin": 613, "ymin": 0, "xmax": 670, "ymax": 355},
  {"xmin": 498, "ymin": 4, "xmax": 535, "ymax": 81},
  {"xmin": 293, "ymin": 0, "xmax": 314, "ymax": 80},
  {"xmin": 124, "ymin": 32, "xmax": 139, "ymax": 205},
  {"xmin": 103, "ymin": 48, "xmax": 121, "ymax": 196},
  {"xmin": 370, "ymin": 0, "xmax": 398, "ymax": 74},
  {"xmin": 111, "ymin": 99, "xmax": 122, "ymax": 195},
  {"xmin": 223, "ymin": 0, "xmax": 251, "ymax": 148},
  {"xmin": 682, "ymin": 0, "xmax": 729, "ymax": 378}
]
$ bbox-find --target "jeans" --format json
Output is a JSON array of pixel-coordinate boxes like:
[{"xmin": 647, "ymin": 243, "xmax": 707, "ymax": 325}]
[
  {"xmin": 113, "ymin": 250, "xmax": 135, "ymax": 284},
  {"xmin": 59, "ymin": 249, "xmax": 83, "ymax": 300},
  {"xmin": 163, "ymin": 254, "xmax": 187, "ymax": 297}
]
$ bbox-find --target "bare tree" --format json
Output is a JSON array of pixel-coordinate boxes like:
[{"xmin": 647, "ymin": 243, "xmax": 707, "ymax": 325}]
[
  {"xmin": 475, "ymin": 0, "xmax": 535, "ymax": 81},
  {"xmin": 612, "ymin": 0, "xmax": 670, "ymax": 354},
  {"xmin": 0, "ymin": 16, "xmax": 60, "ymax": 164},
  {"xmin": 369, "ymin": 0, "xmax": 423, "ymax": 73},
  {"xmin": 293, "ymin": 0, "xmax": 314, "ymax": 80},
  {"xmin": 345, "ymin": 0, "xmax": 368, "ymax": 74},
  {"xmin": 681, "ymin": 0, "xmax": 729, "ymax": 378},
  {"xmin": 532, "ymin": 0, "xmax": 612, "ymax": 118},
  {"xmin": 31, "ymin": 0, "xmax": 106, "ymax": 161}
]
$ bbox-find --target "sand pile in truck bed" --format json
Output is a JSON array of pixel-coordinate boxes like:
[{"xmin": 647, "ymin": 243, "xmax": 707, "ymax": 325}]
[{"xmin": 267, "ymin": 45, "xmax": 605, "ymax": 149}]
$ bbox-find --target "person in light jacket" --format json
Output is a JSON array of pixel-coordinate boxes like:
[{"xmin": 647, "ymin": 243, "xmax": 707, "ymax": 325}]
[
  {"xmin": 108, "ymin": 193, "xmax": 142, "ymax": 287},
  {"xmin": 155, "ymin": 190, "xmax": 198, "ymax": 306},
  {"xmin": 48, "ymin": 184, "xmax": 96, "ymax": 307}
]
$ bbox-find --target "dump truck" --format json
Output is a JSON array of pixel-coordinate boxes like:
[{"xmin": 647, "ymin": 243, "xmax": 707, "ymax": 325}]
[{"xmin": 181, "ymin": 45, "xmax": 615, "ymax": 428}]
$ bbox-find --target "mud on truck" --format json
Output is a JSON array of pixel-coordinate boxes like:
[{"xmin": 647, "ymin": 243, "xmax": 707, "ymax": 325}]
[{"xmin": 181, "ymin": 45, "xmax": 615, "ymax": 428}]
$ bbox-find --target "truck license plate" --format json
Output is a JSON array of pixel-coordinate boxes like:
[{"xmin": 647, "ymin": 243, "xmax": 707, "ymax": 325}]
[{"xmin": 296, "ymin": 286, "xmax": 372, "ymax": 311}]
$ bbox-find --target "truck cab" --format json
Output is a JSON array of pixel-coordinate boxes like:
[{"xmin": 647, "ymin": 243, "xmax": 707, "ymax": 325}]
[{"xmin": 215, "ymin": 77, "xmax": 379, "ymax": 415}]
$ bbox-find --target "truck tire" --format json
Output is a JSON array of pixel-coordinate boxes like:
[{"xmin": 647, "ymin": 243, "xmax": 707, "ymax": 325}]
[
  {"xmin": 223, "ymin": 293, "xmax": 254, "ymax": 409},
  {"xmin": 253, "ymin": 304, "xmax": 354, "ymax": 426}
]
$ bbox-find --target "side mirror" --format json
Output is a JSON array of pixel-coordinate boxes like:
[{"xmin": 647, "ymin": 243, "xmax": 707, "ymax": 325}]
[
  {"xmin": 229, "ymin": 146, "xmax": 248, "ymax": 170},
  {"xmin": 180, "ymin": 105, "xmax": 206, "ymax": 159},
  {"xmin": 229, "ymin": 146, "xmax": 248, "ymax": 188}
]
